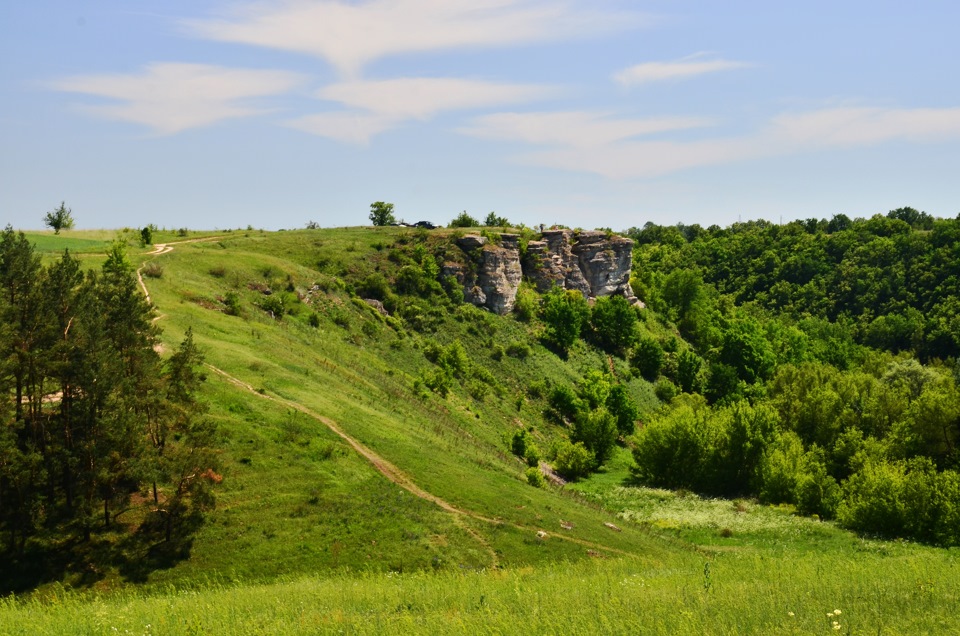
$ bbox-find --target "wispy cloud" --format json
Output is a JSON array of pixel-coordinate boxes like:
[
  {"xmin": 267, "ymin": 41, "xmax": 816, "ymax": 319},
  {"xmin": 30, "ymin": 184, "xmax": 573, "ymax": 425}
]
[
  {"xmin": 285, "ymin": 111, "xmax": 398, "ymax": 145},
  {"xmin": 185, "ymin": 0, "xmax": 648, "ymax": 76},
  {"xmin": 49, "ymin": 63, "xmax": 303, "ymax": 134},
  {"xmin": 288, "ymin": 77, "xmax": 556, "ymax": 143},
  {"xmin": 613, "ymin": 55, "xmax": 752, "ymax": 87},
  {"xmin": 467, "ymin": 106, "xmax": 960, "ymax": 178},
  {"xmin": 459, "ymin": 111, "xmax": 713, "ymax": 147}
]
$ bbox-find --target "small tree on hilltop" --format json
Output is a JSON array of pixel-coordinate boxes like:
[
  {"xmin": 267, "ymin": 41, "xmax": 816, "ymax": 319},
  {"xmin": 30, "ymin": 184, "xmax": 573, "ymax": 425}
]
[
  {"xmin": 44, "ymin": 202, "xmax": 74, "ymax": 234},
  {"xmin": 369, "ymin": 201, "xmax": 396, "ymax": 226},
  {"xmin": 449, "ymin": 211, "xmax": 480, "ymax": 228}
]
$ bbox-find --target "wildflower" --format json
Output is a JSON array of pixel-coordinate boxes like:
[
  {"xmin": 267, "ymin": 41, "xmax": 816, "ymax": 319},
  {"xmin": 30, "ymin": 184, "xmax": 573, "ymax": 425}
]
[
  {"xmin": 833, "ymin": 609, "xmax": 842, "ymax": 615},
  {"xmin": 788, "ymin": 612, "xmax": 795, "ymax": 617},
  {"xmin": 832, "ymin": 621, "xmax": 841, "ymax": 630}
]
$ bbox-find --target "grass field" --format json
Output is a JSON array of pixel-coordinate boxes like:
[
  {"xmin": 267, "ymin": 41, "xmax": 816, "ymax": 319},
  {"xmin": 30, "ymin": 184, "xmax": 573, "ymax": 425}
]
[{"xmin": 3, "ymin": 227, "xmax": 959, "ymax": 634}]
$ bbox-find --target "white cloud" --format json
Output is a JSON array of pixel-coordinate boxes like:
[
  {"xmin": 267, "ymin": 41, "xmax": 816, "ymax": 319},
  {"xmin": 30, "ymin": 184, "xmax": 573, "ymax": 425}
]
[
  {"xmin": 770, "ymin": 107, "xmax": 960, "ymax": 147},
  {"xmin": 613, "ymin": 56, "xmax": 752, "ymax": 87},
  {"xmin": 49, "ymin": 63, "xmax": 303, "ymax": 134},
  {"xmin": 186, "ymin": 0, "xmax": 647, "ymax": 76},
  {"xmin": 318, "ymin": 78, "xmax": 555, "ymax": 120},
  {"xmin": 285, "ymin": 111, "xmax": 398, "ymax": 144},
  {"xmin": 291, "ymin": 77, "xmax": 555, "ymax": 143},
  {"xmin": 471, "ymin": 106, "xmax": 960, "ymax": 179},
  {"xmin": 459, "ymin": 111, "xmax": 712, "ymax": 147}
]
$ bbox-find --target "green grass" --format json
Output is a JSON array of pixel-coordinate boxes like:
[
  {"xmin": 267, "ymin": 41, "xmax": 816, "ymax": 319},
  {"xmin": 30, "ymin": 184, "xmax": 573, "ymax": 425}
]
[
  {"xmin": 3, "ymin": 552, "xmax": 958, "ymax": 634},
  {"xmin": 5, "ymin": 226, "xmax": 960, "ymax": 633}
]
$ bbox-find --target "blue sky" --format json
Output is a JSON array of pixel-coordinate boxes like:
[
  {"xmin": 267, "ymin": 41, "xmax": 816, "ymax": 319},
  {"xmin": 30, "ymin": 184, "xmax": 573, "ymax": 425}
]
[{"xmin": 3, "ymin": 1, "xmax": 960, "ymax": 231}]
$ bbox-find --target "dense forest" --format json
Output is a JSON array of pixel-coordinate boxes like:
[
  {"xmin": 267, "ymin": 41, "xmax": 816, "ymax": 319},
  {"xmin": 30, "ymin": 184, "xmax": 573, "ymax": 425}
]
[
  {"xmin": 621, "ymin": 208, "xmax": 960, "ymax": 545},
  {"xmin": 0, "ymin": 228, "xmax": 216, "ymax": 575}
]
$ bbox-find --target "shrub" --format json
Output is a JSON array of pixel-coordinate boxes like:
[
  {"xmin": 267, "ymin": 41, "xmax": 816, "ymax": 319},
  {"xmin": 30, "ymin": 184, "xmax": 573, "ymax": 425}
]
[
  {"xmin": 142, "ymin": 262, "xmax": 163, "ymax": 278},
  {"xmin": 553, "ymin": 440, "xmax": 594, "ymax": 480},
  {"xmin": 549, "ymin": 384, "xmax": 583, "ymax": 423},
  {"xmin": 223, "ymin": 291, "xmax": 242, "ymax": 316},
  {"xmin": 756, "ymin": 431, "xmax": 805, "ymax": 505},
  {"xmin": 541, "ymin": 287, "xmax": 590, "ymax": 355},
  {"xmin": 308, "ymin": 312, "xmax": 321, "ymax": 328},
  {"xmin": 606, "ymin": 384, "xmax": 639, "ymax": 436},
  {"xmin": 511, "ymin": 429, "xmax": 529, "ymax": 458},
  {"xmin": 589, "ymin": 295, "xmax": 639, "ymax": 357},
  {"xmin": 794, "ymin": 448, "xmax": 841, "ymax": 518},
  {"xmin": 513, "ymin": 285, "xmax": 538, "ymax": 322},
  {"xmin": 654, "ymin": 378, "xmax": 678, "ymax": 402},
  {"xmin": 505, "ymin": 341, "xmax": 531, "ymax": 359},
  {"xmin": 449, "ymin": 211, "xmax": 480, "ymax": 228},
  {"xmin": 525, "ymin": 466, "xmax": 546, "ymax": 488},
  {"xmin": 632, "ymin": 336, "xmax": 664, "ymax": 382},
  {"xmin": 419, "ymin": 368, "xmax": 451, "ymax": 397},
  {"xmin": 677, "ymin": 349, "xmax": 704, "ymax": 393},
  {"xmin": 484, "ymin": 211, "xmax": 509, "ymax": 227},
  {"xmin": 524, "ymin": 443, "xmax": 541, "ymax": 468},
  {"xmin": 258, "ymin": 294, "xmax": 285, "ymax": 319},
  {"xmin": 571, "ymin": 408, "xmax": 618, "ymax": 467}
]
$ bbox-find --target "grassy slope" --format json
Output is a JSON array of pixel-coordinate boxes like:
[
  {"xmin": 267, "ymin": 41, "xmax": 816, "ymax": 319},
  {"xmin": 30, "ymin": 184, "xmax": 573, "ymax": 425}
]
[
  {"xmin": 132, "ymin": 228, "xmax": 672, "ymax": 586},
  {"xmin": 4, "ymin": 228, "xmax": 959, "ymax": 633}
]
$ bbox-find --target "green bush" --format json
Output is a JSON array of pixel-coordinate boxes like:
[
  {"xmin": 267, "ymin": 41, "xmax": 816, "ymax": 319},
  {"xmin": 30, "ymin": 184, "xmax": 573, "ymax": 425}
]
[
  {"xmin": 837, "ymin": 458, "xmax": 960, "ymax": 545},
  {"xmin": 449, "ymin": 211, "xmax": 480, "ymax": 228},
  {"xmin": 631, "ymin": 336, "xmax": 663, "ymax": 382},
  {"xmin": 223, "ymin": 291, "xmax": 242, "ymax": 317},
  {"xmin": 258, "ymin": 294, "xmax": 285, "ymax": 319},
  {"xmin": 511, "ymin": 429, "xmax": 529, "ymax": 457},
  {"xmin": 606, "ymin": 384, "xmax": 639, "ymax": 436},
  {"xmin": 505, "ymin": 341, "xmax": 531, "ymax": 359},
  {"xmin": 571, "ymin": 408, "xmax": 617, "ymax": 467},
  {"xmin": 654, "ymin": 378, "xmax": 678, "ymax": 402},
  {"xmin": 513, "ymin": 285, "xmax": 538, "ymax": 322},
  {"xmin": 549, "ymin": 384, "xmax": 583, "ymax": 423},
  {"xmin": 588, "ymin": 295, "xmax": 639, "ymax": 357},
  {"xmin": 552, "ymin": 440, "xmax": 594, "ymax": 480},
  {"xmin": 524, "ymin": 443, "xmax": 541, "ymax": 468},
  {"xmin": 525, "ymin": 466, "xmax": 546, "ymax": 488}
]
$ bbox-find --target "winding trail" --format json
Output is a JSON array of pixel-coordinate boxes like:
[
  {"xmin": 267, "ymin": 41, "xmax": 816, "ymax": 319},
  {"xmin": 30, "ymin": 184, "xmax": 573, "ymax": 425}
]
[{"xmin": 139, "ymin": 238, "xmax": 633, "ymax": 565}]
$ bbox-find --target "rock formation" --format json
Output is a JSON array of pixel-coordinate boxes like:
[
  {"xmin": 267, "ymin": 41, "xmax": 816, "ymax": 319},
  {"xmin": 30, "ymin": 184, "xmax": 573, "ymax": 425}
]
[
  {"xmin": 453, "ymin": 233, "xmax": 523, "ymax": 314},
  {"xmin": 454, "ymin": 229, "xmax": 637, "ymax": 315}
]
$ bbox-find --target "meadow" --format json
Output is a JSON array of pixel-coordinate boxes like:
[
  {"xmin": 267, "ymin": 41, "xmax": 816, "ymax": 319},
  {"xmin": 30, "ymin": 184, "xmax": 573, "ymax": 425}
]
[{"xmin": 2, "ymin": 226, "xmax": 958, "ymax": 634}]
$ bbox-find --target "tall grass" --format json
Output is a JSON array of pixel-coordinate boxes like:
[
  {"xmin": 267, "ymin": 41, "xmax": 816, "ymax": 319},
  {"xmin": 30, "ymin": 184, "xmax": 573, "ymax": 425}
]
[{"xmin": 3, "ymin": 553, "xmax": 957, "ymax": 634}]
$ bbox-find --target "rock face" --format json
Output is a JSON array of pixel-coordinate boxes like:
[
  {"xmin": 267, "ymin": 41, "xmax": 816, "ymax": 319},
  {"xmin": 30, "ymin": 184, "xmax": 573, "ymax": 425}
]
[
  {"xmin": 572, "ymin": 230, "xmax": 635, "ymax": 299},
  {"xmin": 455, "ymin": 229, "xmax": 637, "ymax": 314},
  {"xmin": 455, "ymin": 234, "xmax": 523, "ymax": 314}
]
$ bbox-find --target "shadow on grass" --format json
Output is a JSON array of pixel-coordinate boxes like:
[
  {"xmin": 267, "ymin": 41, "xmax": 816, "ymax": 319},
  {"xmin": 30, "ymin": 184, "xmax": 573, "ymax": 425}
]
[{"xmin": 0, "ymin": 515, "xmax": 204, "ymax": 594}]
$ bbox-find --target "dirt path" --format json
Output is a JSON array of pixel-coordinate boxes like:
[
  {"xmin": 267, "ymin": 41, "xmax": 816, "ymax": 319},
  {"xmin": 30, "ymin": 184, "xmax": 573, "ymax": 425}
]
[
  {"xmin": 204, "ymin": 363, "xmax": 633, "ymax": 560},
  {"xmin": 139, "ymin": 239, "xmax": 632, "ymax": 565},
  {"xmin": 136, "ymin": 237, "xmax": 222, "ymax": 304}
]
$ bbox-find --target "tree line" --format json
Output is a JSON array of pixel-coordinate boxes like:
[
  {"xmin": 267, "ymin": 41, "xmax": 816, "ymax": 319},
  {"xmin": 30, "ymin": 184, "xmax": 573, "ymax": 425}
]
[
  {"xmin": 625, "ymin": 209, "xmax": 960, "ymax": 546},
  {"xmin": 0, "ymin": 228, "xmax": 217, "ymax": 566}
]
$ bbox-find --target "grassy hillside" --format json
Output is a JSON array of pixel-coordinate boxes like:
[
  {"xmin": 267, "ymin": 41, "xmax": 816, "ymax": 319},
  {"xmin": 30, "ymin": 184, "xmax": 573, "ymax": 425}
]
[
  {"xmin": 3, "ymin": 226, "xmax": 959, "ymax": 634},
  {"xmin": 134, "ymin": 227, "xmax": 668, "ymax": 582}
]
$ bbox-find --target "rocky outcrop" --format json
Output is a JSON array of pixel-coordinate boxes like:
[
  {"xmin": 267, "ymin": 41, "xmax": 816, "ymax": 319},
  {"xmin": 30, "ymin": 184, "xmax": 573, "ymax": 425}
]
[
  {"xmin": 572, "ymin": 231, "xmax": 635, "ymax": 299},
  {"xmin": 525, "ymin": 229, "xmax": 590, "ymax": 296},
  {"xmin": 456, "ymin": 234, "xmax": 523, "ymax": 314},
  {"xmin": 455, "ymin": 229, "xmax": 637, "ymax": 314}
]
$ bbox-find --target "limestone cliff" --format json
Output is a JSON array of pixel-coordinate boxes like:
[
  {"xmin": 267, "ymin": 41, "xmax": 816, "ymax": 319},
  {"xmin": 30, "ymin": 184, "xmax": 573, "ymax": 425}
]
[
  {"xmin": 454, "ymin": 229, "xmax": 637, "ymax": 315},
  {"xmin": 452, "ymin": 234, "xmax": 523, "ymax": 315}
]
